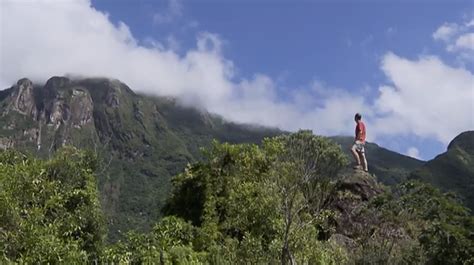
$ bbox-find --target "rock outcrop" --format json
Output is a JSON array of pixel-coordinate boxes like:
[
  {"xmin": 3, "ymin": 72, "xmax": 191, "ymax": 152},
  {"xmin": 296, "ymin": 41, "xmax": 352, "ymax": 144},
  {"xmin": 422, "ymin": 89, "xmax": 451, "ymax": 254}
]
[
  {"xmin": 10, "ymin": 78, "xmax": 37, "ymax": 117},
  {"xmin": 0, "ymin": 77, "xmax": 98, "ymax": 151},
  {"xmin": 70, "ymin": 88, "xmax": 94, "ymax": 128},
  {"xmin": 329, "ymin": 169, "xmax": 411, "ymax": 253},
  {"xmin": 105, "ymin": 80, "xmax": 122, "ymax": 108},
  {"xmin": 330, "ymin": 170, "xmax": 384, "ymax": 238}
]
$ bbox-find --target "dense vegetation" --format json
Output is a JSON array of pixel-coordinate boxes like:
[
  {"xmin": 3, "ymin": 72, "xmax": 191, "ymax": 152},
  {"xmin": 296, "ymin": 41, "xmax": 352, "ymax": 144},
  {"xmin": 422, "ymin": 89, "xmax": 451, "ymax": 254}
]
[
  {"xmin": 0, "ymin": 77, "xmax": 283, "ymax": 241},
  {"xmin": 0, "ymin": 147, "xmax": 105, "ymax": 263},
  {"xmin": 411, "ymin": 131, "xmax": 474, "ymax": 210},
  {"xmin": 1, "ymin": 77, "xmax": 429, "ymax": 241},
  {"xmin": 1, "ymin": 131, "xmax": 472, "ymax": 264}
]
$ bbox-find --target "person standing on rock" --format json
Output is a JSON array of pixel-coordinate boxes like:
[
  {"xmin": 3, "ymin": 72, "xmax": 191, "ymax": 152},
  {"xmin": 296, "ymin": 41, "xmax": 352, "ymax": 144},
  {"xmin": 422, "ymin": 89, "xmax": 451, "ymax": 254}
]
[{"xmin": 351, "ymin": 113, "xmax": 368, "ymax": 172}]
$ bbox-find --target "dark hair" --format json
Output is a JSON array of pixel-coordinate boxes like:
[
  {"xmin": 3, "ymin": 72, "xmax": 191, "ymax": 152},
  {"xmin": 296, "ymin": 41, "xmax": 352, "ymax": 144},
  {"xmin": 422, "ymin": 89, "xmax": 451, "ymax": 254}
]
[{"xmin": 355, "ymin": 113, "xmax": 362, "ymax": 121}]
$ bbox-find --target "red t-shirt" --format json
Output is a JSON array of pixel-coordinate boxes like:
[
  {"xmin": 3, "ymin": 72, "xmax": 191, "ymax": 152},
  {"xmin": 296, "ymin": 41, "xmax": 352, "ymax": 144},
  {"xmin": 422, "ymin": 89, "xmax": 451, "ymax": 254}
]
[{"xmin": 355, "ymin": 121, "xmax": 366, "ymax": 143}]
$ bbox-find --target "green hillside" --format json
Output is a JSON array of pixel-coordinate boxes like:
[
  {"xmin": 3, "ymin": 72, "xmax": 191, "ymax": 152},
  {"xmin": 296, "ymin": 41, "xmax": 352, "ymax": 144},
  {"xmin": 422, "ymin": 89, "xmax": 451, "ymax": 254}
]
[
  {"xmin": 2, "ymin": 133, "xmax": 472, "ymax": 264},
  {"xmin": 0, "ymin": 77, "xmax": 281, "ymax": 241},
  {"xmin": 330, "ymin": 136, "xmax": 424, "ymax": 185},
  {"xmin": 410, "ymin": 131, "xmax": 474, "ymax": 211},
  {"xmin": 0, "ymin": 76, "xmax": 429, "ymax": 240}
]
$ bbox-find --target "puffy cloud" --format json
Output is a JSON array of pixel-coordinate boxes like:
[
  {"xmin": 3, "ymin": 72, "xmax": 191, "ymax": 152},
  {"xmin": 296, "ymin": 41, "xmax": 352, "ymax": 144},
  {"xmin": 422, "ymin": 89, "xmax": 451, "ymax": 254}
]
[
  {"xmin": 372, "ymin": 53, "xmax": 474, "ymax": 144},
  {"xmin": 452, "ymin": 33, "xmax": 474, "ymax": 51},
  {"xmin": 0, "ymin": 0, "xmax": 234, "ymax": 108},
  {"xmin": 433, "ymin": 18, "xmax": 474, "ymax": 56},
  {"xmin": 0, "ymin": 0, "xmax": 368, "ymax": 138},
  {"xmin": 433, "ymin": 23, "xmax": 459, "ymax": 42},
  {"xmin": 0, "ymin": 0, "xmax": 472, "ymax": 157},
  {"xmin": 406, "ymin": 147, "xmax": 420, "ymax": 159},
  {"xmin": 466, "ymin": 19, "xmax": 474, "ymax": 27}
]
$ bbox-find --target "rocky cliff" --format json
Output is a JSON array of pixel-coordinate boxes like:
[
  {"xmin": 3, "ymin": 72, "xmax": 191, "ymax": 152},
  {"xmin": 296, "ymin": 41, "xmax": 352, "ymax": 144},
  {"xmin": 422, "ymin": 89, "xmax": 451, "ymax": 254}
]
[
  {"xmin": 0, "ymin": 76, "xmax": 281, "ymax": 241},
  {"xmin": 0, "ymin": 76, "xmax": 446, "ymax": 241}
]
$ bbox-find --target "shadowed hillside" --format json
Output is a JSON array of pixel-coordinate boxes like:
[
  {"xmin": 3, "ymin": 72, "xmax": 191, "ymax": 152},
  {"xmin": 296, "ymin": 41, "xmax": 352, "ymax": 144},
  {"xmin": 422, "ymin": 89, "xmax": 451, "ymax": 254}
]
[
  {"xmin": 330, "ymin": 136, "xmax": 424, "ymax": 185},
  {"xmin": 410, "ymin": 131, "xmax": 474, "ymax": 211}
]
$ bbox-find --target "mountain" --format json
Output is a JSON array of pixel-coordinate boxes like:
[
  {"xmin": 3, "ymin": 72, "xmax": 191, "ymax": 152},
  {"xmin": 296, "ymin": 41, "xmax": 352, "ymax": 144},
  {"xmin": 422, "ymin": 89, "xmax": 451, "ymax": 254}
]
[
  {"xmin": 0, "ymin": 77, "xmax": 282, "ymax": 241},
  {"xmin": 0, "ymin": 76, "xmax": 425, "ymax": 240},
  {"xmin": 330, "ymin": 136, "xmax": 424, "ymax": 185},
  {"xmin": 410, "ymin": 131, "xmax": 474, "ymax": 211},
  {"xmin": 3, "ymin": 131, "xmax": 473, "ymax": 264}
]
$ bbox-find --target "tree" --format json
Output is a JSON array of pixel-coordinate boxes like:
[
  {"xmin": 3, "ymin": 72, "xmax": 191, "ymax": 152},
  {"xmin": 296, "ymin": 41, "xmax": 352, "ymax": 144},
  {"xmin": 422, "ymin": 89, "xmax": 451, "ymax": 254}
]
[
  {"xmin": 164, "ymin": 131, "xmax": 348, "ymax": 264},
  {"xmin": 265, "ymin": 131, "xmax": 347, "ymax": 264},
  {"xmin": 359, "ymin": 180, "xmax": 474, "ymax": 265},
  {"xmin": 0, "ymin": 147, "xmax": 105, "ymax": 263},
  {"xmin": 396, "ymin": 181, "xmax": 474, "ymax": 264}
]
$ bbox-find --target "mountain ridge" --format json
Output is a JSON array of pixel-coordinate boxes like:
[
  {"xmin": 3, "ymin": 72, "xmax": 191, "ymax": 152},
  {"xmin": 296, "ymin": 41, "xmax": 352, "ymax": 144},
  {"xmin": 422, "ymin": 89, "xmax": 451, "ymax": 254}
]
[
  {"xmin": 410, "ymin": 131, "xmax": 474, "ymax": 211},
  {"xmin": 0, "ymin": 76, "xmax": 283, "ymax": 240},
  {"xmin": 0, "ymin": 76, "xmax": 468, "ymax": 240}
]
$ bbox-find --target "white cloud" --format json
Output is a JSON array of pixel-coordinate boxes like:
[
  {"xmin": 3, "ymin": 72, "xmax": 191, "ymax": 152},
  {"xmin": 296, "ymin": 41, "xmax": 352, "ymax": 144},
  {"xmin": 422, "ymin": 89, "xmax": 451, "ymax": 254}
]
[
  {"xmin": 0, "ymin": 0, "xmax": 472, "ymax": 155},
  {"xmin": 0, "ymin": 0, "xmax": 368, "ymax": 139},
  {"xmin": 166, "ymin": 35, "xmax": 181, "ymax": 51},
  {"xmin": 433, "ymin": 23, "xmax": 459, "ymax": 42},
  {"xmin": 452, "ymin": 33, "xmax": 474, "ymax": 51},
  {"xmin": 466, "ymin": 19, "xmax": 474, "ymax": 27},
  {"xmin": 406, "ymin": 147, "xmax": 420, "ymax": 159},
  {"xmin": 153, "ymin": 0, "xmax": 182, "ymax": 24},
  {"xmin": 433, "ymin": 18, "xmax": 474, "ymax": 57},
  {"xmin": 372, "ymin": 53, "xmax": 474, "ymax": 144}
]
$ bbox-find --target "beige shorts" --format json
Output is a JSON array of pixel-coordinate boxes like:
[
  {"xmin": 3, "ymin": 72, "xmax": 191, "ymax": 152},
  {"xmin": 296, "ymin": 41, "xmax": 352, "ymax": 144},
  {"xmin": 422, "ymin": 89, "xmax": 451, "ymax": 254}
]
[{"xmin": 352, "ymin": 140, "xmax": 365, "ymax": 153}]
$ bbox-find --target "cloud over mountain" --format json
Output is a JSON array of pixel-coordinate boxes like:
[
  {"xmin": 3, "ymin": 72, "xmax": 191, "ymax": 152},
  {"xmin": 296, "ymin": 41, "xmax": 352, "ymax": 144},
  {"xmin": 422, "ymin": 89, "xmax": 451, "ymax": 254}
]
[
  {"xmin": 373, "ymin": 53, "xmax": 474, "ymax": 144},
  {"xmin": 1, "ymin": 0, "xmax": 472, "ymax": 158}
]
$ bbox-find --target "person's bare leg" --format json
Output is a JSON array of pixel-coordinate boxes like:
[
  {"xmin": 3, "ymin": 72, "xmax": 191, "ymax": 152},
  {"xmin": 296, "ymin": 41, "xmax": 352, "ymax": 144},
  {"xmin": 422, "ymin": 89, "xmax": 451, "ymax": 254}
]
[
  {"xmin": 351, "ymin": 146, "xmax": 361, "ymax": 167},
  {"xmin": 359, "ymin": 152, "xmax": 368, "ymax": 171}
]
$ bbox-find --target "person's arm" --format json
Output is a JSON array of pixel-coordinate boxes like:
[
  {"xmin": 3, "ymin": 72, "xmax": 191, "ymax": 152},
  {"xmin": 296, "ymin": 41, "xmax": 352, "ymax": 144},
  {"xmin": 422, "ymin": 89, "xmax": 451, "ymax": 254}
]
[
  {"xmin": 356, "ymin": 123, "xmax": 365, "ymax": 141},
  {"xmin": 355, "ymin": 123, "xmax": 361, "ymax": 140}
]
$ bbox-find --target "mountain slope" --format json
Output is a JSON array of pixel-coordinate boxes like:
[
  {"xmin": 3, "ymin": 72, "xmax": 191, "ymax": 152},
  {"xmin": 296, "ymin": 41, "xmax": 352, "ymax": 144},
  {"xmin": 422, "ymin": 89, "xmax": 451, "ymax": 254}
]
[
  {"xmin": 0, "ymin": 76, "xmax": 427, "ymax": 240},
  {"xmin": 410, "ymin": 131, "xmax": 474, "ymax": 211},
  {"xmin": 0, "ymin": 77, "xmax": 282, "ymax": 241},
  {"xmin": 330, "ymin": 136, "xmax": 424, "ymax": 185}
]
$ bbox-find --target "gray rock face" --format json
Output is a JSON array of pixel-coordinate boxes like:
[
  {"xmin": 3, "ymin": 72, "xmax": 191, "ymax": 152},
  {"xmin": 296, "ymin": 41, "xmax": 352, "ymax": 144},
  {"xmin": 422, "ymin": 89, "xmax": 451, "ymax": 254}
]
[
  {"xmin": 11, "ymin": 78, "xmax": 37, "ymax": 117},
  {"xmin": 0, "ymin": 77, "xmax": 97, "ymax": 152},
  {"xmin": 106, "ymin": 90, "xmax": 120, "ymax": 108},
  {"xmin": 328, "ymin": 169, "xmax": 412, "ymax": 255},
  {"xmin": 48, "ymin": 99, "xmax": 69, "ymax": 125},
  {"xmin": 0, "ymin": 137, "xmax": 14, "ymax": 150},
  {"xmin": 41, "ymin": 78, "xmax": 94, "ymax": 128},
  {"xmin": 329, "ymin": 233, "xmax": 357, "ymax": 251},
  {"xmin": 330, "ymin": 170, "xmax": 384, "ymax": 238},
  {"xmin": 70, "ymin": 88, "xmax": 93, "ymax": 128},
  {"xmin": 44, "ymin": 76, "xmax": 71, "ymax": 91},
  {"xmin": 23, "ymin": 128, "xmax": 39, "ymax": 142}
]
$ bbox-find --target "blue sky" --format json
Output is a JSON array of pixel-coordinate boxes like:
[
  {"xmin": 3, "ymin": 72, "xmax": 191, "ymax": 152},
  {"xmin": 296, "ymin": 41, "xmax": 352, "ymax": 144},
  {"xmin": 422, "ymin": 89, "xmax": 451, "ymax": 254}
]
[
  {"xmin": 93, "ymin": 0, "xmax": 469, "ymax": 85},
  {"xmin": 92, "ymin": 0, "xmax": 474, "ymax": 159},
  {"xmin": 1, "ymin": 0, "xmax": 473, "ymax": 160}
]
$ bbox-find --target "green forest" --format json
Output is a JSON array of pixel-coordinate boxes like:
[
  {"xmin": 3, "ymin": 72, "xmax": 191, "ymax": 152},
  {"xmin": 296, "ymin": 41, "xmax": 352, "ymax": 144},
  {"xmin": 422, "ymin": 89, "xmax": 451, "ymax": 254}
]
[{"xmin": 1, "ymin": 131, "xmax": 473, "ymax": 264}]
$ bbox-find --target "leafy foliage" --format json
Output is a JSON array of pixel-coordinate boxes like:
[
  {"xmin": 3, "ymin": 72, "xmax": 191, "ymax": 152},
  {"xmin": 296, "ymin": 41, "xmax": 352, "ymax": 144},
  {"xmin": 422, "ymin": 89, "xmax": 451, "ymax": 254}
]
[
  {"xmin": 0, "ymin": 147, "xmax": 105, "ymax": 263},
  {"xmin": 410, "ymin": 131, "xmax": 474, "ymax": 211},
  {"xmin": 1, "ymin": 131, "xmax": 473, "ymax": 264},
  {"xmin": 393, "ymin": 181, "xmax": 473, "ymax": 264},
  {"xmin": 164, "ymin": 130, "xmax": 349, "ymax": 264},
  {"xmin": 354, "ymin": 180, "xmax": 474, "ymax": 265},
  {"xmin": 1, "ymin": 77, "xmax": 436, "ymax": 242}
]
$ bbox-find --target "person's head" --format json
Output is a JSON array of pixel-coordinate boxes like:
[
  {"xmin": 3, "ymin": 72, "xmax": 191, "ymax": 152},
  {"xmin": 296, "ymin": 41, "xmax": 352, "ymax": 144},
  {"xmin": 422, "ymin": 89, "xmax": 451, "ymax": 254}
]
[{"xmin": 354, "ymin": 113, "xmax": 362, "ymax": 122}]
